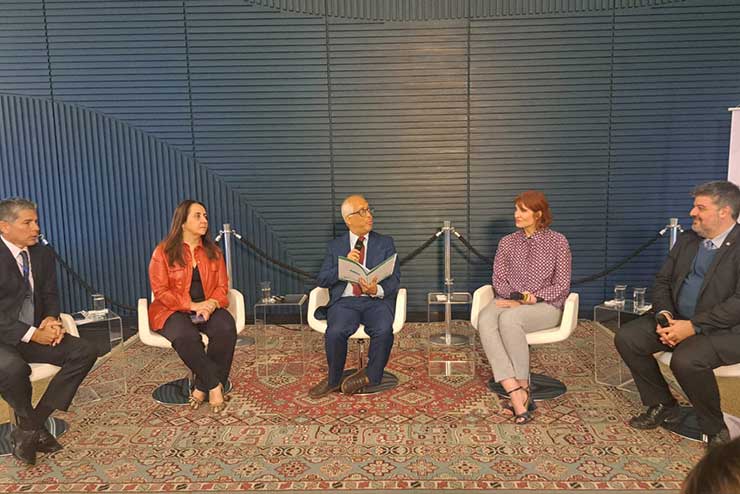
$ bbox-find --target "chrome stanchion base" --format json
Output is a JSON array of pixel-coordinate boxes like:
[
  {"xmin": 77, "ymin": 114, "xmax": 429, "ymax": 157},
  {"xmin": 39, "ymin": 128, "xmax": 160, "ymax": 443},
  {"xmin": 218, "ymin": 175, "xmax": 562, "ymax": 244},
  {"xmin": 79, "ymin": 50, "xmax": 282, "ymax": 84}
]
[
  {"xmin": 0, "ymin": 417, "xmax": 68, "ymax": 456},
  {"xmin": 235, "ymin": 334, "xmax": 255, "ymax": 347},
  {"xmin": 430, "ymin": 333, "xmax": 469, "ymax": 346}
]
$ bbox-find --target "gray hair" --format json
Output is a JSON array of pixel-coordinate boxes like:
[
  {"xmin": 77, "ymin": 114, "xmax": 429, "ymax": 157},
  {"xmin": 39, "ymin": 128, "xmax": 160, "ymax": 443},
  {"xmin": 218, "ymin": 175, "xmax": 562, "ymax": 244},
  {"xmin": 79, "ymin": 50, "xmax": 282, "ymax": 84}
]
[
  {"xmin": 341, "ymin": 195, "xmax": 365, "ymax": 218},
  {"xmin": 0, "ymin": 197, "xmax": 37, "ymax": 222},
  {"xmin": 692, "ymin": 181, "xmax": 740, "ymax": 220}
]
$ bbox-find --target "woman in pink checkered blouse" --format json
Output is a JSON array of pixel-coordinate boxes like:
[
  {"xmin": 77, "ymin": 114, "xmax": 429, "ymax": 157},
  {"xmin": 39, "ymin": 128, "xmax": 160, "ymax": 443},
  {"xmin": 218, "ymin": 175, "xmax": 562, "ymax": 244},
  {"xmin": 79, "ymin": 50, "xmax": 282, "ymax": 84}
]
[{"xmin": 477, "ymin": 190, "xmax": 572, "ymax": 424}]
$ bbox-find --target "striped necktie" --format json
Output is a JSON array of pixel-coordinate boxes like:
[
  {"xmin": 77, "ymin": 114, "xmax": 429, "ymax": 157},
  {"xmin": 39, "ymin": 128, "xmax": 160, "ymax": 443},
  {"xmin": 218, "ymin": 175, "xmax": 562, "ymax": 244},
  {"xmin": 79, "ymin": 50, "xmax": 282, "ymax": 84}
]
[{"xmin": 20, "ymin": 250, "xmax": 31, "ymax": 293}]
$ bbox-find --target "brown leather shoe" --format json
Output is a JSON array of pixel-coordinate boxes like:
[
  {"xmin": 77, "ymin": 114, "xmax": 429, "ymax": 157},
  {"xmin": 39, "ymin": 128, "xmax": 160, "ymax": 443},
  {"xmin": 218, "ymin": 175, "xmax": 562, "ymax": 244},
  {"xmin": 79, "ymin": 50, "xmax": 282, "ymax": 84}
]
[
  {"xmin": 308, "ymin": 379, "xmax": 341, "ymax": 399},
  {"xmin": 341, "ymin": 368, "xmax": 370, "ymax": 395}
]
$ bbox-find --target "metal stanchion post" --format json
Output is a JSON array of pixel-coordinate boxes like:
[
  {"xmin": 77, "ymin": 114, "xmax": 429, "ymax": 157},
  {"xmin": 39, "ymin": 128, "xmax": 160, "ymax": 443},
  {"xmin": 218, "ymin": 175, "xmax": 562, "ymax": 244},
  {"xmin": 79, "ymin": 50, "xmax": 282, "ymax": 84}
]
[
  {"xmin": 217, "ymin": 223, "xmax": 255, "ymax": 347},
  {"xmin": 429, "ymin": 221, "xmax": 470, "ymax": 346}
]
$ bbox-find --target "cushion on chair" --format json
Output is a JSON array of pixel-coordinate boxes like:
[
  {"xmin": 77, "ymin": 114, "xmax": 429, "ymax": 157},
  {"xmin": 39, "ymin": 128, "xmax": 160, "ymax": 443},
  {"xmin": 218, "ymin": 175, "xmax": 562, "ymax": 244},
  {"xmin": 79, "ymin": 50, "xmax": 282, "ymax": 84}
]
[
  {"xmin": 308, "ymin": 287, "xmax": 407, "ymax": 338},
  {"xmin": 470, "ymin": 285, "xmax": 579, "ymax": 346},
  {"xmin": 657, "ymin": 351, "xmax": 740, "ymax": 378},
  {"xmin": 138, "ymin": 289, "xmax": 246, "ymax": 349}
]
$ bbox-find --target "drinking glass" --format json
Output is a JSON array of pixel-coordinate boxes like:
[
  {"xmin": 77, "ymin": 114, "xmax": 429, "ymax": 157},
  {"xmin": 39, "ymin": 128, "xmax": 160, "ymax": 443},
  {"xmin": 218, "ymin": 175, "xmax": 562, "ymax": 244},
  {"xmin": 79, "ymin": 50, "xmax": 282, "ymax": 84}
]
[
  {"xmin": 260, "ymin": 281, "xmax": 272, "ymax": 303},
  {"xmin": 633, "ymin": 287, "xmax": 647, "ymax": 310},
  {"xmin": 92, "ymin": 293, "xmax": 106, "ymax": 311},
  {"xmin": 614, "ymin": 284, "xmax": 627, "ymax": 306}
]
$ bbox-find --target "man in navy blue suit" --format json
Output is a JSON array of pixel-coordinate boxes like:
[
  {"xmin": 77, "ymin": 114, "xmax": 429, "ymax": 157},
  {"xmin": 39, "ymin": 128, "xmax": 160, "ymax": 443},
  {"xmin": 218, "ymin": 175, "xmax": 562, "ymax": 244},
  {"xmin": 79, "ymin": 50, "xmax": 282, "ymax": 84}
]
[{"xmin": 309, "ymin": 195, "xmax": 401, "ymax": 398}]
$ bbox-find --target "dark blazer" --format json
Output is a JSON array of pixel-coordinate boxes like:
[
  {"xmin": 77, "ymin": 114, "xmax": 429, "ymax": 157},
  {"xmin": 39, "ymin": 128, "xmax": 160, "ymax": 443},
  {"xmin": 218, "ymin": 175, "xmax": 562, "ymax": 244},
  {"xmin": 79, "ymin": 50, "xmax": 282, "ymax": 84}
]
[
  {"xmin": 316, "ymin": 231, "xmax": 401, "ymax": 314},
  {"xmin": 0, "ymin": 239, "xmax": 60, "ymax": 346},
  {"xmin": 653, "ymin": 224, "xmax": 740, "ymax": 345}
]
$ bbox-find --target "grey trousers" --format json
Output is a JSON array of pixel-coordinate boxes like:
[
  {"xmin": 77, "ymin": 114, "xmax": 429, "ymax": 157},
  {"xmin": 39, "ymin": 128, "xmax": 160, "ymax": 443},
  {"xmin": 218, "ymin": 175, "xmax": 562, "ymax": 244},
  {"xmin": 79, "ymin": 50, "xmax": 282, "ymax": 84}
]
[{"xmin": 477, "ymin": 301, "xmax": 562, "ymax": 382}]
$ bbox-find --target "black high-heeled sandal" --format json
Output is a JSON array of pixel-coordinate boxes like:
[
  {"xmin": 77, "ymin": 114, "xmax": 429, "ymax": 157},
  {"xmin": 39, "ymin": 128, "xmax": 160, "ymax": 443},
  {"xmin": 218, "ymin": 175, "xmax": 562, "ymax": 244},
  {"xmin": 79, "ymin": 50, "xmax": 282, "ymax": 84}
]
[
  {"xmin": 506, "ymin": 386, "xmax": 534, "ymax": 424},
  {"xmin": 501, "ymin": 384, "xmax": 536, "ymax": 413},
  {"xmin": 502, "ymin": 397, "xmax": 537, "ymax": 414}
]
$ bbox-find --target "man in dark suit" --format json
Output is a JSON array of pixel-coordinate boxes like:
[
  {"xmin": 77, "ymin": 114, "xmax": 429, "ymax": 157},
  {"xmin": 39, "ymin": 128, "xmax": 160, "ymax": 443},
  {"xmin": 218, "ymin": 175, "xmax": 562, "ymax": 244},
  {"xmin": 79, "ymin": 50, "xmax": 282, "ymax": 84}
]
[
  {"xmin": 615, "ymin": 181, "xmax": 740, "ymax": 448},
  {"xmin": 0, "ymin": 198, "xmax": 96, "ymax": 465},
  {"xmin": 309, "ymin": 195, "xmax": 401, "ymax": 398}
]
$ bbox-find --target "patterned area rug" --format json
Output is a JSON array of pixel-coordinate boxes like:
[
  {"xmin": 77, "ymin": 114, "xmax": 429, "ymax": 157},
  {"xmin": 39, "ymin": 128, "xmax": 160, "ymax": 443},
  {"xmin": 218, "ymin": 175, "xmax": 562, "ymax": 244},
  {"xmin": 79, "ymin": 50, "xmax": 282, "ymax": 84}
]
[{"xmin": 0, "ymin": 321, "xmax": 703, "ymax": 493}]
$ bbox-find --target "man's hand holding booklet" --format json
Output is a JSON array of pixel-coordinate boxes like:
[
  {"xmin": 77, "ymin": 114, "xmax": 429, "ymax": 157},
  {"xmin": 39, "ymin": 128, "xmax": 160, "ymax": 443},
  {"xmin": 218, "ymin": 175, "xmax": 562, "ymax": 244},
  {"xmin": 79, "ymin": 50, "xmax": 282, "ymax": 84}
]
[{"xmin": 338, "ymin": 253, "xmax": 397, "ymax": 284}]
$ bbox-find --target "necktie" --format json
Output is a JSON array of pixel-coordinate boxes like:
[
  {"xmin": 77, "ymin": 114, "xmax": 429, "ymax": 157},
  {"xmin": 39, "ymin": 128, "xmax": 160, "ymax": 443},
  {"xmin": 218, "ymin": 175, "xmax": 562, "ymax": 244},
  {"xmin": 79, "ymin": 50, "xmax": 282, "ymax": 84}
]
[
  {"xmin": 20, "ymin": 251, "xmax": 31, "ymax": 293},
  {"xmin": 703, "ymin": 239, "xmax": 716, "ymax": 250},
  {"xmin": 18, "ymin": 251, "xmax": 34, "ymax": 325},
  {"xmin": 352, "ymin": 236, "xmax": 366, "ymax": 296}
]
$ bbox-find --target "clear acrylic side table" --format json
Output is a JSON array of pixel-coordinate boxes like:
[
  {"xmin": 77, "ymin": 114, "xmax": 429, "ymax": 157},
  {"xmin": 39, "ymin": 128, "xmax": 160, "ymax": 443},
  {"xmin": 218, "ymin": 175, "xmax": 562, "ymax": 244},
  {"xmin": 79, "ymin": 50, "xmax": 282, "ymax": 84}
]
[
  {"xmin": 593, "ymin": 301, "xmax": 650, "ymax": 391},
  {"xmin": 254, "ymin": 294, "xmax": 308, "ymax": 378},
  {"xmin": 73, "ymin": 310, "xmax": 127, "ymax": 403}
]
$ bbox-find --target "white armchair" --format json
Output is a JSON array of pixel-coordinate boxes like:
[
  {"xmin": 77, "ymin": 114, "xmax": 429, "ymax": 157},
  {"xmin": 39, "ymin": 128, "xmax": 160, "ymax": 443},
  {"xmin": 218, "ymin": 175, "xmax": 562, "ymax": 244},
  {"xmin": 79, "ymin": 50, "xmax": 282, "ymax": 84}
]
[
  {"xmin": 471, "ymin": 285, "xmax": 579, "ymax": 400},
  {"xmin": 137, "ymin": 289, "xmax": 245, "ymax": 404},
  {"xmin": 308, "ymin": 287, "xmax": 407, "ymax": 393},
  {"xmin": 0, "ymin": 313, "xmax": 78, "ymax": 456}
]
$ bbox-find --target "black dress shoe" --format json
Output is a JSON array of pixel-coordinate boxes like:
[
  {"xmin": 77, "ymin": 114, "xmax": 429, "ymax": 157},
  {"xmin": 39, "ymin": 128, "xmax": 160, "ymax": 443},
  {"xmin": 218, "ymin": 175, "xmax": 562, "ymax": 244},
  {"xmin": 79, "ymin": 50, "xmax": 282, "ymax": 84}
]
[
  {"xmin": 308, "ymin": 379, "xmax": 341, "ymax": 399},
  {"xmin": 341, "ymin": 368, "xmax": 370, "ymax": 395},
  {"xmin": 36, "ymin": 427, "xmax": 63, "ymax": 454},
  {"xmin": 628, "ymin": 403, "xmax": 681, "ymax": 430},
  {"xmin": 704, "ymin": 427, "xmax": 731, "ymax": 449},
  {"xmin": 10, "ymin": 427, "xmax": 39, "ymax": 466}
]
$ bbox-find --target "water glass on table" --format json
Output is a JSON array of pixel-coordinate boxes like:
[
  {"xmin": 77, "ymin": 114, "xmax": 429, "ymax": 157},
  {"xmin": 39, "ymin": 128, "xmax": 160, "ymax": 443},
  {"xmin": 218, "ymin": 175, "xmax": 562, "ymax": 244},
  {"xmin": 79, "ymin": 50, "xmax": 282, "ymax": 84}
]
[
  {"xmin": 259, "ymin": 281, "xmax": 272, "ymax": 303},
  {"xmin": 633, "ymin": 287, "xmax": 647, "ymax": 310},
  {"xmin": 614, "ymin": 284, "xmax": 627, "ymax": 307}
]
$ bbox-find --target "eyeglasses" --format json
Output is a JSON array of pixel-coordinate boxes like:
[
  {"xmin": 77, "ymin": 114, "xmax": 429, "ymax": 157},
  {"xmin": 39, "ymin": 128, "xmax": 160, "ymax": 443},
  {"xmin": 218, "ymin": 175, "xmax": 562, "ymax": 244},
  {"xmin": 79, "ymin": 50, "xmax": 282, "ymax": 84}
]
[{"xmin": 346, "ymin": 207, "xmax": 374, "ymax": 218}]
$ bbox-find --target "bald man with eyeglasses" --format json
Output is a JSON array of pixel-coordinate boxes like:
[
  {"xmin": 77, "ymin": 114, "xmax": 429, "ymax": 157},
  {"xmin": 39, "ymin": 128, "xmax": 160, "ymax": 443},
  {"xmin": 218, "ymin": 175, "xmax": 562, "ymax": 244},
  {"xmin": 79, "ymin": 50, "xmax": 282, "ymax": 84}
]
[{"xmin": 309, "ymin": 195, "xmax": 401, "ymax": 398}]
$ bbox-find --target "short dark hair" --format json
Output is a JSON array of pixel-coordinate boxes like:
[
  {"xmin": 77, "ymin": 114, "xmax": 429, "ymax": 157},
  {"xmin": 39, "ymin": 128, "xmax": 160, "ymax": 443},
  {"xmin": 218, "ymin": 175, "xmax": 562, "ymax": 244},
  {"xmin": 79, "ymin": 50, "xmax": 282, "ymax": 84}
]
[
  {"xmin": 692, "ymin": 181, "xmax": 740, "ymax": 220},
  {"xmin": 0, "ymin": 197, "xmax": 37, "ymax": 223},
  {"xmin": 682, "ymin": 437, "xmax": 740, "ymax": 494}
]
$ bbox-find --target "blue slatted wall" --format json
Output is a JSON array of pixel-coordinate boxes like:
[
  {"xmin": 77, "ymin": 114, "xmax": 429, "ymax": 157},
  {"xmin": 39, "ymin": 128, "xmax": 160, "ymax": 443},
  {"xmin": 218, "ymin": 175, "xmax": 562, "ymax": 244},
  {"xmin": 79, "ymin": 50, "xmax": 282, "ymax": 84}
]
[{"xmin": 0, "ymin": 0, "xmax": 738, "ymax": 318}]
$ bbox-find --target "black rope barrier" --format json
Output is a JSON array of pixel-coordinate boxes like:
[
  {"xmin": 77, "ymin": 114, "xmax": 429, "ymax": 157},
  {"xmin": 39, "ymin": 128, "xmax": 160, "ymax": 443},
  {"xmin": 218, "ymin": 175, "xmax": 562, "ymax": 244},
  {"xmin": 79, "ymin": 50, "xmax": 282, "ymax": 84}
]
[
  {"xmin": 571, "ymin": 232, "xmax": 664, "ymax": 286},
  {"xmin": 46, "ymin": 223, "xmax": 667, "ymax": 313},
  {"xmin": 455, "ymin": 230, "xmax": 667, "ymax": 286},
  {"xmin": 45, "ymin": 241, "xmax": 137, "ymax": 313},
  {"xmin": 233, "ymin": 228, "xmax": 443, "ymax": 278},
  {"xmin": 399, "ymin": 229, "xmax": 442, "ymax": 266},
  {"xmin": 455, "ymin": 233, "xmax": 493, "ymax": 265},
  {"xmin": 234, "ymin": 235, "xmax": 316, "ymax": 281}
]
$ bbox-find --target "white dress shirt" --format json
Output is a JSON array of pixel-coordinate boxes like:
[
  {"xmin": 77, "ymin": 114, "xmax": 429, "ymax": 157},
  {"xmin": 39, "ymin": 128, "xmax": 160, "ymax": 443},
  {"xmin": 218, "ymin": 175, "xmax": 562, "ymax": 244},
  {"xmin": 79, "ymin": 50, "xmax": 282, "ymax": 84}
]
[
  {"xmin": 1, "ymin": 235, "xmax": 37, "ymax": 342},
  {"xmin": 341, "ymin": 231, "xmax": 384, "ymax": 299}
]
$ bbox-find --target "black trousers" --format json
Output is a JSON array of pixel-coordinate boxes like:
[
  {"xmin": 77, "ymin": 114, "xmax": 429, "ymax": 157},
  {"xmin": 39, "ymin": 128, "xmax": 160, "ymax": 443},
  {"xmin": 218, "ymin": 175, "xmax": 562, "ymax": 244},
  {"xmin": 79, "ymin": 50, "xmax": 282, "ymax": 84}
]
[
  {"xmin": 0, "ymin": 334, "xmax": 97, "ymax": 426},
  {"xmin": 160, "ymin": 309, "xmax": 236, "ymax": 392},
  {"xmin": 614, "ymin": 314, "xmax": 727, "ymax": 434}
]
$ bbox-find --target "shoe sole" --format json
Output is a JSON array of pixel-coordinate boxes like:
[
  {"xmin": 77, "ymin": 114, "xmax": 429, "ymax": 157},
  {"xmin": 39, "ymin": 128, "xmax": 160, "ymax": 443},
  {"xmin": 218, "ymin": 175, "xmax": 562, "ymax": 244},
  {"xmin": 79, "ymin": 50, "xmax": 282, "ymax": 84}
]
[{"xmin": 308, "ymin": 386, "xmax": 340, "ymax": 399}]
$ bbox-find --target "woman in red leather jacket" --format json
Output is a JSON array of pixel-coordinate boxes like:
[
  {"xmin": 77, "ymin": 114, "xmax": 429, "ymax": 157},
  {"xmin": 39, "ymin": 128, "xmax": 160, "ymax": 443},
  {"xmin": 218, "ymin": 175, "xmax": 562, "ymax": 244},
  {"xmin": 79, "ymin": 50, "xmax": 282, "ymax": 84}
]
[{"xmin": 148, "ymin": 200, "xmax": 236, "ymax": 413}]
